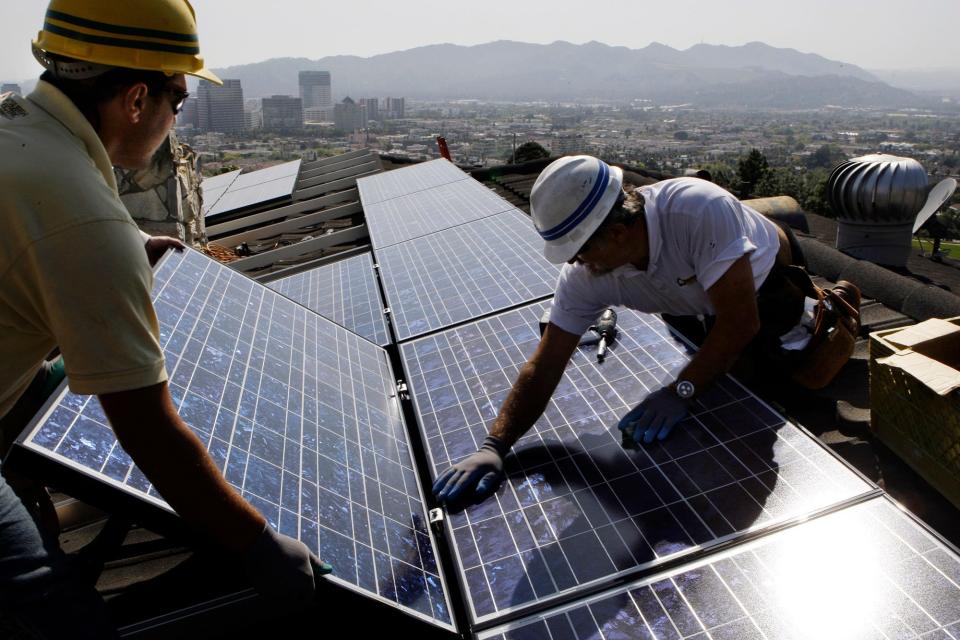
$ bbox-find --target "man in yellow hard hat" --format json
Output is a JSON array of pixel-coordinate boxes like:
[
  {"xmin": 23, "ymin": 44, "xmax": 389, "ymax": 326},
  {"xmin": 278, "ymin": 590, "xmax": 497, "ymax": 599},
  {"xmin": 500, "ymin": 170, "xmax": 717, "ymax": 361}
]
[{"xmin": 0, "ymin": 2, "xmax": 329, "ymax": 636}]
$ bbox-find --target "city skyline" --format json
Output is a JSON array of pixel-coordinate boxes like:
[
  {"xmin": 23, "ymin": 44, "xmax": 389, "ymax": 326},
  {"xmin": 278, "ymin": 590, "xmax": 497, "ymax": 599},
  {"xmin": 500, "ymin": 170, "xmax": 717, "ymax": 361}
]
[{"xmin": 3, "ymin": 0, "xmax": 959, "ymax": 84}]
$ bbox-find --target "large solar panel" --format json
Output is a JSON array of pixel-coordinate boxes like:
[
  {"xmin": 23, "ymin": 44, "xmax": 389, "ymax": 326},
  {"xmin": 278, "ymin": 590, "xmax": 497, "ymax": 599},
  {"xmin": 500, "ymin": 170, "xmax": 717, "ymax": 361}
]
[
  {"xmin": 205, "ymin": 160, "xmax": 302, "ymax": 218},
  {"xmin": 400, "ymin": 301, "xmax": 872, "ymax": 624},
  {"xmin": 364, "ymin": 179, "xmax": 517, "ymax": 249},
  {"xmin": 479, "ymin": 497, "xmax": 960, "ymax": 639},
  {"xmin": 357, "ymin": 158, "xmax": 468, "ymax": 206},
  {"xmin": 378, "ymin": 210, "xmax": 560, "ymax": 341},
  {"xmin": 15, "ymin": 249, "xmax": 453, "ymax": 630},
  {"xmin": 267, "ymin": 253, "xmax": 391, "ymax": 347}
]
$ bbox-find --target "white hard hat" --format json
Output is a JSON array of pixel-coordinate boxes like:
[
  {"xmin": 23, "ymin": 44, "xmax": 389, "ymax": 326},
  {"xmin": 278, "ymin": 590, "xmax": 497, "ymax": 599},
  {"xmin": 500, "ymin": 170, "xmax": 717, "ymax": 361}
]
[{"xmin": 530, "ymin": 156, "xmax": 624, "ymax": 264}]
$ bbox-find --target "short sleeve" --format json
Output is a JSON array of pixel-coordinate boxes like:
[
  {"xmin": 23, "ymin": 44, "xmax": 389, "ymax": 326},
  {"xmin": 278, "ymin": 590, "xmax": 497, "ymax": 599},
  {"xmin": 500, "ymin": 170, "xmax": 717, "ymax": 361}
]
[
  {"xmin": 549, "ymin": 263, "xmax": 606, "ymax": 335},
  {"xmin": 29, "ymin": 219, "xmax": 167, "ymax": 395},
  {"xmin": 691, "ymin": 195, "xmax": 758, "ymax": 292}
]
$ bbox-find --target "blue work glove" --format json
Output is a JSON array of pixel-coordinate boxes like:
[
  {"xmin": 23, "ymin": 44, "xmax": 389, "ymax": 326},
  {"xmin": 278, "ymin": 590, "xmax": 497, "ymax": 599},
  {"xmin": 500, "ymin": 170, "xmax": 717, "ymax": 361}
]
[
  {"xmin": 432, "ymin": 435, "xmax": 508, "ymax": 506},
  {"xmin": 618, "ymin": 387, "xmax": 691, "ymax": 447},
  {"xmin": 243, "ymin": 524, "xmax": 333, "ymax": 604}
]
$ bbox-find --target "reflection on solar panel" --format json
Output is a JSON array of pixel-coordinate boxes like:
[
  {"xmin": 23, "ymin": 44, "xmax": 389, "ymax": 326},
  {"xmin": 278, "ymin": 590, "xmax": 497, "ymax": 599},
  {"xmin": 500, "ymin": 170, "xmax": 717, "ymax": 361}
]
[
  {"xmin": 364, "ymin": 179, "xmax": 517, "ymax": 249},
  {"xmin": 204, "ymin": 160, "xmax": 302, "ymax": 218},
  {"xmin": 400, "ymin": 301, "xmax": 871, "ymax": 624},
  {"xmin": 19, "ymin": 249, "xmax": 453, "ymax": 629},
  {"xmin": 267, "ymin": 253, "xmax": 391, "ymax": 347},
  {"xmin": 378, "ymin": 210, "xmax": 560, "ymax": 341},
  {"xmin": 357, "ymin": 158, "xmax": 468, "ymax": 206},
  {"xmin": 479, "ymin": 498, "xmax": 960, "ymax": 639}
]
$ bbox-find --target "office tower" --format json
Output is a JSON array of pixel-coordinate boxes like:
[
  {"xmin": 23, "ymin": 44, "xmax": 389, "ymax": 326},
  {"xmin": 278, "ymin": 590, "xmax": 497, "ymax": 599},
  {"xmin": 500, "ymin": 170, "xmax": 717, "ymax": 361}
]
[
  {"xmin": 334, "ymin": 97, "xmax": 367, "ymax": 132},
  {"xmin": 197, "ymin": 79, "xmax": 245, "ymax": 133},
  {"xmin": 262, "ymin": 95, "xmax": 303, "ymax": 130},
  {"xmin": 299, "ymin": 70, "xmax": 332, "ymax": 111}
]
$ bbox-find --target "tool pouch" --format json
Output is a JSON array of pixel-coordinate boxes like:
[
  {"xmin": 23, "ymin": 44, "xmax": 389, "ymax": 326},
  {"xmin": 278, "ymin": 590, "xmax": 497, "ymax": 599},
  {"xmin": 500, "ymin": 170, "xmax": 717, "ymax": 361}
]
[{"xmin": 776, "ymin": 266, "xmax": 860, "ymax": 390}]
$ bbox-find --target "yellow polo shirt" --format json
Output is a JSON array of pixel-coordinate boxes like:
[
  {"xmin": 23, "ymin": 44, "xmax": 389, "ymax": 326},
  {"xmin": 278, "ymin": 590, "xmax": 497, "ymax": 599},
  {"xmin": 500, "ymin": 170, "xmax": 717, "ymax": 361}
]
[{"xmin": 0, "ymin": 81, "xmax": 167, "ymax": 419}]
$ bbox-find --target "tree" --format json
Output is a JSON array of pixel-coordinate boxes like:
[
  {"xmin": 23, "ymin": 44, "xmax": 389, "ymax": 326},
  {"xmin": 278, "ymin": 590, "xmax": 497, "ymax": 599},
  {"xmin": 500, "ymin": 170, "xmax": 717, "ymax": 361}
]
[
  {"xmin": 506, "ymin": 141, "xmax": 550, "ymax": 164},
  {"xmin": 806, "ymin": 144, "xmax": 845, "ymax": 170},
  {"xmin": 737, "ymin": 148, "xmax": 769, "ymax": 196}
]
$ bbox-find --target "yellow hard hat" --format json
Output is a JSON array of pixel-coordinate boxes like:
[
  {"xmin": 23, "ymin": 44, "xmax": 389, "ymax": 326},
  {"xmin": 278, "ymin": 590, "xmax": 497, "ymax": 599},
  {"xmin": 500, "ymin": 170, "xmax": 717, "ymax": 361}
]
[{"xmin": 32, "ymin": 0, "xmax": 222, "ymax": 85}]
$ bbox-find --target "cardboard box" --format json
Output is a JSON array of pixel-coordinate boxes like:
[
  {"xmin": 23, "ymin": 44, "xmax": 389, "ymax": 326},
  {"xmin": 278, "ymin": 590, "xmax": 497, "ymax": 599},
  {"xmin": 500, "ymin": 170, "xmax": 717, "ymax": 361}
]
[
  {"xmin": 870, "ymin": 317, "xmax": 960, "ymax": 509},
  {"xmin": 878, "ymin": 319, "xmax": 960, "ymax": 395}
]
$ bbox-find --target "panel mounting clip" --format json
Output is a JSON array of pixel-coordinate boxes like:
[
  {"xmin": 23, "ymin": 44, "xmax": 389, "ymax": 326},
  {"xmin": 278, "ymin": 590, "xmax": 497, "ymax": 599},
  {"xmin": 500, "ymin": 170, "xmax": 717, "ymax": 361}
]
[
  {"xmin": 429, "ymin": 508, "xmax": 445, "ymax": 530},
  {"xmin": 383, "ymin": 307, "xmax": 391, "ymax": 316},
  {"xmin": 395, "ymin": 380, "xmax": 409, "ymax": 401}
]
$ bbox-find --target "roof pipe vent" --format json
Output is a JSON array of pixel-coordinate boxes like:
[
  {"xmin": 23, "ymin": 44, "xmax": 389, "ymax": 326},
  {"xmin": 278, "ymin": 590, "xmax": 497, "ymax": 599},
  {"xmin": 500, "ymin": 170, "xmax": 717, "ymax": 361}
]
[{"xmin": 827, "ymin": 153, "xmax": 930, "ymax": 267}]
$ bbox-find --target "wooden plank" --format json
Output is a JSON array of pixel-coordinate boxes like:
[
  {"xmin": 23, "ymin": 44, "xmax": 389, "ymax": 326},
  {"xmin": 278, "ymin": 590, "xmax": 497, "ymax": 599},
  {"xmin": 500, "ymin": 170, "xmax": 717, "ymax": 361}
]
[
  {"xmin": 292, "ymin": 172, "xmax": 378, "ymax": 201},
  {"xmin": 254, "ymin": 245, "xmax": 372, "ymax": 283},
  {"xmin": 299, "ymin": 153, "xmax": 379, "ymax": 179},
  {"xmin": 297, "ymin": 162, "xmax": 381, "ymax": 189}
]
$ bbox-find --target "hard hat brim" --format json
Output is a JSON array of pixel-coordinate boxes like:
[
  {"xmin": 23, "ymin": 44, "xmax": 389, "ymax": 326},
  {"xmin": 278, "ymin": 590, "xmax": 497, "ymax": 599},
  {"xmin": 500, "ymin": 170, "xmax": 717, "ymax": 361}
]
[
  {"xmin": 542, "ymin": 165, "xmax": 623, "ymax": 264},
  {"xmin": 190, "ymin": 66, "xmax": 222, "ymax": 86}
]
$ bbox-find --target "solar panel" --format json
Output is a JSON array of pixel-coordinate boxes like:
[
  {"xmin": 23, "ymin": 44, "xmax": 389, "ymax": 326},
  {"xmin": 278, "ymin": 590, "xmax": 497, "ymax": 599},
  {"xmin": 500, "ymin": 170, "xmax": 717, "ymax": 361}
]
[
  {"xmin": 15, "ymin": 249, "xmax": 454, "ymax": 630},
  {"xmin": 205, "ymin": 160, "xmax": 302, "ymax": 218},
  {"xmin": 267, "ymin": 253, "xmax": 391, "ymax": 347},
  {"xmin": 378, "ymin": 210, "xmax": 560, "ymax": 341},
  {"xmin": 364, "ymin": 179, "xmax": 517, "ymax": 249},
  {"xmin": 357, "ymin": 158, "xmax": 469, "ymax": 206},
  {"xmin": 200, "ymin": 169, "xmax": 241, "ymax": 216},
  {"xmin": 399, "ymin": 301, "xmax": 872, "ymax": 624},
  {"xmin": 478, "ymin": 497, "xmax": 960, "ymax": 639}
]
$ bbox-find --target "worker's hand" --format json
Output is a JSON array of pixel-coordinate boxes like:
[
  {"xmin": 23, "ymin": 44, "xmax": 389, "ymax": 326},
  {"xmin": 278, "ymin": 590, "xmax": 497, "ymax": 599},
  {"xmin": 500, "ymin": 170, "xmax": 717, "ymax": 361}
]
[
  {"xmin": 243, "ymin": 524, "xmax": 333, "ymax": 604},
  {"xmin": 144, "ymin": 235, "xmax": 185, "ymax": 267},
  {"xmin": 432, "ymin": 435, "xmax": 508, "ymax": 506},
  {"xmin": 618, "ymin": 387, "xmax": 690, "ymax": 446}
]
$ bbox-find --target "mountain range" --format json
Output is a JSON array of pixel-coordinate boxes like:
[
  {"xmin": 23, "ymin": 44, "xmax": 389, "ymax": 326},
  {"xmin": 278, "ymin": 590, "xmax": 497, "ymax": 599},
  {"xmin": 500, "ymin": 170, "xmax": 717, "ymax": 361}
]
[{"xmin": 206, "ymin": 40, "xmax": 925, "ymax": 109}]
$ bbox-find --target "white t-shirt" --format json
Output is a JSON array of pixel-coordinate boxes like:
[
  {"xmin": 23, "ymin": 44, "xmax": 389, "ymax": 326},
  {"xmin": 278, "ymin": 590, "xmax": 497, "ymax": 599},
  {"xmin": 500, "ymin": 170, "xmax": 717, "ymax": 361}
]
[
  {"xmin": 0, "ymin": 82, "xmax": 167, "ymax": 418},
  {"xmin": 550, "ymin": 177, "xmax": 781, "ymax": 335}
]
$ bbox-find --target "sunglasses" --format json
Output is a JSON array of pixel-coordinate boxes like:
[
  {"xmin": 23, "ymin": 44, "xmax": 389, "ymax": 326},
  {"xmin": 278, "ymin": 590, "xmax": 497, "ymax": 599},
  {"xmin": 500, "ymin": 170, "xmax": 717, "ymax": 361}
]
[{"xmin": 163, "ymin": 87, "xmax": 190, "ymax": 115}]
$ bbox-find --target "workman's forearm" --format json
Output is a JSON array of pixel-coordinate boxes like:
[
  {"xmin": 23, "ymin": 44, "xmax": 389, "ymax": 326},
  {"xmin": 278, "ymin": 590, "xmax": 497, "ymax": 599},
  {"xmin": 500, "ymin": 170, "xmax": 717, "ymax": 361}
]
[
  {"xmin": 100, "ymin": 383, "xmax": 265, "ymax": 552},
  {"xmin": 489, "ymin": 360, "xmax": 566, "ymax": 448},
  {"xmin": 674, "ymin": 255, "xmax": 761, "ymax": 394},
  {"xmin": 489, "ymin": 322, "xmax": 580, "ymax": 448}
]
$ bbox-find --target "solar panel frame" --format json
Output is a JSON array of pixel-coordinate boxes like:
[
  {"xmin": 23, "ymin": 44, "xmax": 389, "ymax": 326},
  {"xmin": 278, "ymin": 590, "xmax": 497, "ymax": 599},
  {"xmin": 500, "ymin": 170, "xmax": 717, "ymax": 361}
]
[
  {"xmin": 477, "ymin": 496, "xmax": 960, "ymax": 639},
  {"xmin": 377, "ymin": 210, "xmax": 561, "ymax": 341},
  {"xmin": 266, "ymin": 252, "xmax": 392, "ymax": 347},
  {"xmin": 399, "ymin": 301, "xmax": 874, "ymax": 626},
  {"xmin": 200, "ymin": 169, "xmax": 241, "ymax": 216},
  {"xmin": 364, "ymin": 179, "xmax": 518, "ymax": 249},
  {"xmin": 12, "ymin": 248, "xmax": 455, "ymax": 631},
  {"xmin": 357, "ymin": 158, "xmax": 469, "ymax": 206}
]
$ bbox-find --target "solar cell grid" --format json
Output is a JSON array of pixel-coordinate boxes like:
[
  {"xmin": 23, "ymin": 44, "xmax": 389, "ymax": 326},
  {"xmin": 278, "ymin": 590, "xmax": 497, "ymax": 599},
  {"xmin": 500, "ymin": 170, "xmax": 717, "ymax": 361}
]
[
  {"xmin": 378, "ymin": 210, "xmax": 560, "ymax": 341},
  {"xmin": 364, "ymin": 179, "xmax": 518, "ymax": 249},
  {"xmin": 267, "ymin": 253, "xmax": 391, "ymax": 346},
  {"xmin": 18, "ymin": 249, "xmax": 453, "ymax": 629},
  {"xmin": 357, "ymin": 158, "xmax": 469, "ymax": 205},
  {"xmin": 479, "ymin": 497, "xmax": 960, "ymax": 639},
  {"xmin": 400, "ymin": 301, "xmax": 871, "ymax": 623}
]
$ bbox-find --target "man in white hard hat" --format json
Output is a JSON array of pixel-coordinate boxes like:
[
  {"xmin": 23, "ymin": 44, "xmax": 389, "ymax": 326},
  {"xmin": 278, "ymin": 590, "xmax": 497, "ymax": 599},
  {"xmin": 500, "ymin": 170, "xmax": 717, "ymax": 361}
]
[
  {"xmin": 0, "ymin": 2, "xmax": 329, "ymax": 636},
  {"xmin": 433, "ymin": 155, "xmax": 858, "ymax": 507}
]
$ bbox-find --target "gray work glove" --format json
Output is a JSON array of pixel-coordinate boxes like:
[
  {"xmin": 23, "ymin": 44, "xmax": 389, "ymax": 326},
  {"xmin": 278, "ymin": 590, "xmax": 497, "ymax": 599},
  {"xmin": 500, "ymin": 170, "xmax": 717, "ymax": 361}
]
[
  {"xmin": 618, "ymin": 387, "xmax": 690, "ymax": 447},
  {"xmin": 243, "ymin": 524, "xmax": 333, "ymax": 603},
  {"xmin": 432, "ymin": 435, "xmax": 508, "ymax": 505}
]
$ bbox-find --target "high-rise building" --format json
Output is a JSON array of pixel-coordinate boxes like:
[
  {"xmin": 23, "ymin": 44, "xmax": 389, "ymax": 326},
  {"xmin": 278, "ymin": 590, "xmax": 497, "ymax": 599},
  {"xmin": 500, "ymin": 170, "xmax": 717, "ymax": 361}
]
[
  {"xmin": 361, "ymin": 98, "xmax": 379, "ymax": 122},
  {"xmin": 1, "ymin": 83, "xmax": 22, "ymax": 95},
  {"xmin": 262, "ymin": 95, "xmax": 303, "ymax": 131},
  {"xmin": 197, "ymin": 79, "xmax": 245, "ymax": 133},
  {"xmin": 299, "ymin": 71, "xmax": 332, "ymax": 112},
  {"xmin": 334, "ymin": 97, "xmax": 367, "ymax": 132},
  {"xmin": 384, "ymin": 97, "xmax": 405, "ymax": 119},
  {"xmin": 303, "ymin": 107, "xmax": 332, "ymax": 123}
]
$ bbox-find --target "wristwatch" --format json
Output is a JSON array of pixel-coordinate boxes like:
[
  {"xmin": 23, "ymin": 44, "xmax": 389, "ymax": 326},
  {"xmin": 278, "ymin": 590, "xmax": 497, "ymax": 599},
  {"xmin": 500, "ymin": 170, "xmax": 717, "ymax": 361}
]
[{"xmin": 675, "ymin": 379, "xmax": 696, "ymax": 400}]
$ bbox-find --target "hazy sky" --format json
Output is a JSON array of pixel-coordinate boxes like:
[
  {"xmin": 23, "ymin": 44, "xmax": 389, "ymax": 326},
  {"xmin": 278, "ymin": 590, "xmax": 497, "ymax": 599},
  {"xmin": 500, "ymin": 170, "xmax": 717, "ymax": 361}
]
[{"xmin": 3, "ymin": 0, "xmax": 958, "ymax": 83}]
